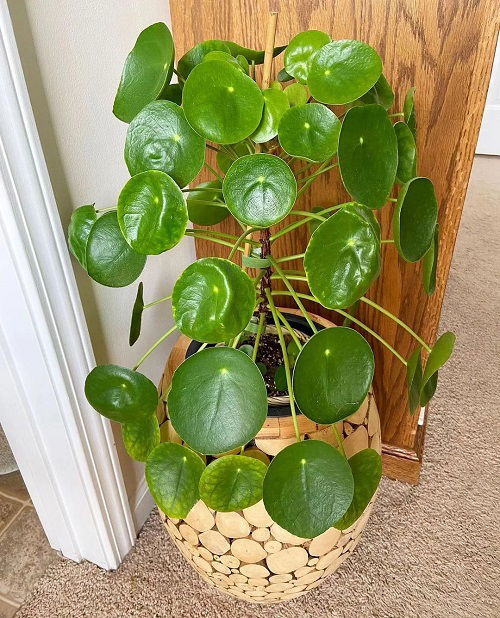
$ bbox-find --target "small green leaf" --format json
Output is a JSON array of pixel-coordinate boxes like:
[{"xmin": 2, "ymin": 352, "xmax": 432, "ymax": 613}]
[
  {"xmin": 85, "ymin": 212, "xmax": 146, "ymax": 287},
  {"xmin": 304, "ymin": 204, "xmax": 381, "ymax": 309},
  {"xmin": 113, "ymin": 22, "xmax": 174, "ymax": 123},
  {"xmin": 338, "ymin": 104, "xmax": 398, "ymax": 209},
  {"xmin": 284, "ymin": 83, "xmax": 309, "ymax": 107},
  {"xmin": 203, "ymin": 50, "xmax": 245, "ymax": 71},
  {"xmin": 117, "ymin": 170, "xmax": 187, "ymax": 255},
  {"xmin": 293, "ymin": 327, "xmax": 374, "ymax": 424},
  {"xmin": 199, "ymin": 455, "xmax": 267, "ymax": 511},
  {"xmin": 129, "ymin": 282, "xmax": 144, "ymax": 346},
  {"xmin": 216, "ymin": 141, "xmax": 252, "ymax": 174},
  {"xmin": 394, "ymin": 121, "xmax": 417, "ymax": 184},
  {"xmin": 263, "ymin": 440, "xmax": 354, "ymax": 538},
  {"xmin": 278, "ymin": 68, "xmax": 293, "ymax": 83},
  {"xmin": 274, "ymin": 365, "xmax": 288, "ymax": 392},
  {"xmin": 284, "ymin": 30, "xmax": 330, "ymax": 84},
  {"xmin": 223, "ymin": 154, "xmax": 296, "ymax": 227},
  {"xmin": 146, "ymin": 442, "xmax": 205, "ymax": 518},
  {"xmin": 168, "ymin": 347, "xmax": 268, "ymax": 455},
  {"xmin": 161, "ymin": 83, "xmax": 183, "ymax": 105},
  {"xmin": 359, "ymin": 74, "xmax": 394, "ymax": 110},
  {"xmin": 420, "ymin": 332, "xmax": 455, "ymax": 406},
  {"xmin": 122, "ymin": 414, "xmax": 160, "ymax": 462},
  {"xmin": 177, "ymin": 40, "xmax": 231, "ymax": 78},
  {"xmin": 308, "ymin": 40, "xmax": 382, "ymax": 105},
  {"xmin": 334, "ymin": 449, "xmax": 382, "ymax": 530},
  {"xmin": 256, "ymin": 362, "xmax": 267, "ymax": 376},
  {"xmin": 182, "ymin": 61, "xmax": 264, "ymax": 144},
  {"xmin": 223, "ymin": 41, "xmax": 286, "ymax": 65},
  {"xmin": 250, "ymin": 88, "xmax": 289, "ymax": 144},
  {"xmin": 124, "ymin": 101, "xmax": 205, "ymax": 188},
  {"xmin": 287, "ymin": 339, "xmax": 300, "ymax": 363},
  {"xmin": 407, "ymin": 347, "xmax": 423, "ymax": 414},
  {"xmin": 238, "ymin": 344, "xmax": 253, "ymax": 357},
  {"xmin": 68, "ymin": 204, "xmax": 97, "ymax": 269},
  {"xmin": 85, "ymin": 364, "xmax": 158, "ymax": 423},
  {"xmin": 236, "ymin": 54, "xmax": 250, "ymax": 74},
  {"xmin": 423, "ymin": 225, "xmax": 439, "ymax": 295},
  {"xmin": 278, "ymin": 103, "xmax": 341, "ymax": 162},
  {"xmin": 172, "ymin": 258, "xmax": 256, "ymax": 343},
  {"xmin": 187, "ymin": 181, "xmax": 229, "ymax": 226},
  {"xmin": 393, "ymin": 177, "xmax": 438, "ymax": 262},
  {"xmin": 404, "ymin": 86, "xmax": 417, "ymax": 138}
]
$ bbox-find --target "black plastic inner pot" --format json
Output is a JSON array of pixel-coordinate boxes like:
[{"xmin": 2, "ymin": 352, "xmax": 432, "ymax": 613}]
[{"xmin": 184, "ymin": 311, "xmax": 324, "ymax": 418}]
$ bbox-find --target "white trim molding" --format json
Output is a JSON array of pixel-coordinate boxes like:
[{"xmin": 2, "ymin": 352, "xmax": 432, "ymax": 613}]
[{"xmin": 0, "ymin": 0, "xmax": 136, "ymax": 569}]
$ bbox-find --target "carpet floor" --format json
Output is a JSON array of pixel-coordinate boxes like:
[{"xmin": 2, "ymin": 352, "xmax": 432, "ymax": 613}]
[{"xmin": 17, "ymin": 156, "xmax": 500, "ymax": 617}]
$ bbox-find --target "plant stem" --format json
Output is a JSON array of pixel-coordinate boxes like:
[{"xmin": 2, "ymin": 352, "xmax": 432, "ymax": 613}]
[
  {"xmin": 389, "ymin": 112, "xmax": 404, "ymax": 118},
  {"xmin": 296, "ymin": 162, "xmax": 338, "ymax": 198},
  {"xmin": 268, "ymin": 257, "xmax": 318, "ymax": 334},
  {"xmin": 252, "ymin": 311, "xmax": 266, "ymax": 361},
  {"xmin": 388, "ymin": 197, "xmax": 397, "ymax": 203},
  {"xmin": 133, "ymin": 325, "xmax": 177, "ymax": 371},
  {"xmin": 185, "ymin": 228, "xmax": 258, "ymax": 244},
  {"xmin": 185, "ymin": 231, "xmax": 245, "ymax": 252},
  {"xmin": 181, "ymin": 186, "xmax": 223, "ymax": 193},
  {"xmin": 95, "ymin": 206, "xmax": 116, "ymax": 214},
  {"xmin": 381, "ymin": 239, "xmax": 394, "ymax": 244},
  {"xmin": 332, "ymin": 424, "xmax": 346, "ymax": 457},
  {"xmin": 228, "ymin": 226, "xmax": 261, "ymax": 260},
  {"xmin": 265, "ymin": 288, "xmax": 301, "ymax": 442},
  {"xmin": 172, "ymin": 68, "xmax": 185, "ymax": 83},
  {"xmin": 270, "ymin": 204, "xmax": 344, "ymax": 241},
  {"xmin": 359, "ymin": 296, "xmax": 432, "ymax": 352},
  {"xmin": 275, "ymin": 309, "xmax": 303, "ymax": 351},
  {"xmin": 143, "ymin": 294, "xmax": 172, "ymax": 309},
  {"xmin": 187, "ymin": 199, "xmax": 227, "ymax": 208},
  {"xmin": 197, "ymin": 342, "xmax": 209, "ymax": 353},
  {"xmin": 274, "ymin": 252, "xmax": 305, "ymax": 263},
  {"xmin": 291, "ymin": 209, "xmax": 326, "ymax": 222},
  {"xmin": 271, "ymin": 290, "xmax": 408, "ymax": 366},
  {"xmin": 271, "ymin": 274, "xmax": 308, "ymax": 282},
  {"xmin": 231, "ymin": 332, "xmax": 244, "ymax": 348},
  {"xmin": 204, "ymin": 161, "xmax": 223, "ymax": 180},
  {"xmin": 295, "ymin": 161, "xmax": 318, "ymax": 176},
  {"xmin": 205, "ymin": 143, "xmax": 221, "ymax": 153}
]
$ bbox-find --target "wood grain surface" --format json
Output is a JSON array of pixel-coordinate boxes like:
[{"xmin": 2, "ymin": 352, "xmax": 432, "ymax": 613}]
[{"xmin": 170, "ymin": 0, "xmax": 499, "ymax": 479}]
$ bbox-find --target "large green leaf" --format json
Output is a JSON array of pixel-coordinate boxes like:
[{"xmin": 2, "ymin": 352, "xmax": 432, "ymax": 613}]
[
  {"xmin": 172, "ymin": 257, "xmax": 256, "ymax": 343},
  {"xmin": 263, "ymin": 440, "xmax": 354, "ymax": 538},
  {"xmin": 284, "ymin": 30, "xmax": 330, "ymax": 84},
  {"xmin": 293, "ymin": 327, "xmax": 374, "ymax": 424},
  {"xmin": 129, "ymin": 282, "xmax": 144, "ymax": 346},
  {"xmin": 359, "ymin": 73, "xmax": 394, "ymax": 110},
  {"xmin": 145, "ymin": 442, "xmax": 205, "ymax": 518},
  {"xmin": 168, "ymin": 347, "xmax": 267, "ymax": 455},
  {"xmin": 182, "ymin": 60, "xmax": 264, "ymax": 144},
  {"xmin": 187, "ymin": 180, "xmax": 229, "ymax": 226},
  {"xmin": 250, "ymin": 88, "xmax": 289, "ymax": 143},
  {"xmin": 86, "ymin": 212, "xmax": 146, "ymax": 287},
  {"xmin": 223, "ymin": 41, "xmax": 286, "ymax": 65},
  {"xmin": 334, "ymin": 449, "xmax": 382, "ymax": 530},
  {"xmin": 308, "ymin": 40, "xmax": 382, "ymax": 105},
  {"xmin": 420, "ymin": 332, "xmax": 455, "ymax": 407},
  {"xmin": 423, "ymin": 224, "xmax": 439, "ymax": 295},
  {"xmin": 278, "ymin": 103, "xmax": 341, "ymax": 162},
  {"xmin": 117, "ymin": 170, "xmax": 187, "ymax": 255},
  {"xmin": 404, "ymin": 86, "xmax": 417, "ymax": 138},
  {"xmin": 124, "ymin": 101, "xmax": 205, "ymax": 188},
  {"xmin": 304, "ymin": 204, "xmax": 381, "ymax": 308},
  {"xmin": 393, "ymin": 177, "xmax": 438, "ymax": 262},
  {"xmin": 216, "ymin": 141, "xmax": 252, "ymax": 174},
  {"xmin": 68, "ymin": 204, "xmax": 97, "ymax": 269},
  {"xmin": 338, "ymin": 104, "xmax": 398, "ymax": 209},
  {"xmin": 394, "ymin": 121, "xmax": 417, "ymax": 184},
  {"xmin": 406, "ymin": 346, "xmax": 423, "ymax": 415},
  {"xmin": 284, "ymin": 83, "xmax": 309, "ymax": 107},
  {"xmin": 85, "ymin": 364, "xmax": 158, "ymax": 423},
  {"xmin": 113, "ymin": 23, "xmax": 174, "ymax": 123},
  {"xmin": 222, "ymin": 154, "xmax": 296, "ymax": 226},
  {"xmin": 122, "ymin": 414, "xmax": 160, "ymax": 462},
  {"xmin": 199, "ymin": 455, "xmax": 267, "ymax": 511}
]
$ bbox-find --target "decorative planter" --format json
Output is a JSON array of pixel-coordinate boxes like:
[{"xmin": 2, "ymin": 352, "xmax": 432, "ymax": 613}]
[{"xmin": 157, "ymin": 309, "xmax": 382, "ymax": 603}]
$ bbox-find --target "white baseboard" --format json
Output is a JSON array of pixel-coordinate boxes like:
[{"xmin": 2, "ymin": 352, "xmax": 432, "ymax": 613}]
[{"xmin": 131, "ymin": 477, "xmax": 155, "ymax": 532}]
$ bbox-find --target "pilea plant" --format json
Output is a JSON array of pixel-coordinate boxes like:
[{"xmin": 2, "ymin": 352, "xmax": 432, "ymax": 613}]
[{"xmin": 68, "ymin": 22, "xmax": 455, "ymax": 540}]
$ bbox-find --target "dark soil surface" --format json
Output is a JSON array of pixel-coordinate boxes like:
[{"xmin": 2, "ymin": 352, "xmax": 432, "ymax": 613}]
[{"xmin": 241, "ymin": 333, "xmax": 287, "ymax": 397}]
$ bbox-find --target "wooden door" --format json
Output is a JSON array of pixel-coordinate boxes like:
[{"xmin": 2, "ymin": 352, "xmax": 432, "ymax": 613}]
[{"xmin": 170, "ymin": 0, "xmax": 499, "ymax": 483}]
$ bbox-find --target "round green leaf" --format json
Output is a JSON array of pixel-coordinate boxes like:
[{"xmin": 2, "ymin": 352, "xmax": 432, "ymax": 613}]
[
  {"xmin": 263, "ymin": 440, "xmax": 354, "ymax": 538},
  {"xmin": 182, "ymin": 61, "xmax": 264, "ymax": 144},
  {"xmin": 293, "ymin": 327, "xmax": 374, "ymax": 424},
  {"xmin": 394, "ymin": 121, "xmax": 417, "ymax": 183},
  {"xmin": 308, "ymin": 40, "xmax": 382, "ymax": 105},
  {"xmin": 168, "ymin": 347, "xmax": 268, "ymax": 455},
  {"xmin": 423, "ymin": 224, "xmax": 439, "ymax": 295},
  {"xmin": 393, "ymin": 177, "xmax": 438, "ymax": 262},
  {"xmin": 334, "ymin": 448, "xmax": 382, "ymax": 530},
  {"xmin": 278, "ymin": 103, "xmax": 341, "ymax": 162},
  {"xmin": 177, "ymin": 40, "xmax": 231, "ymax": 78},
  {"xmin": 304, "ymin": 204, "xmax": 381, "ymax": 309},
  {"xmin": 161, "ymin": 83, "xmax": 183, "ymax": 105},
  {"xmin": 238, "ymin": 344, "xmax": 253, "ymax": 357},
  {"xmin": 129, "ymin": 282, "xmax": 144, "ymax": 346},
  {"xmin": 145, "ymin": 442, "xmax": 205, "ymax": 518},
  {"xmin": 359, "ymin": 74, "xmax": 394, "ymax": 110},
  {"xmin": 284, "ymin": 30, "xmax": 330, "ymax": 84},
  {"xmin": 278, "ymin": 68, "xmax": 293, "ymax": 83},
  {"xmin": 199, "ymin": 455, "xmax": 267, "ymax": 511},
  {"xmin": 406, "ymin": 346, "xmax": 423, "ymax": 415},
  {"xmin": 172, "ymin": 258, "xmax": 256, "ymax": 343},
  {"xmin": 187, "ymin": 181, "xmax": 229, "ymax": 226},
  {"xmin": 250, "ymin": 88, "xmax": 289, "ymax": 144},
  {"xmin": 117, "ymin": 170, "xmax": 187, "ymax": 255},
  {"xmin": 274, "ymin": 365, "xmax": 288, "ymax": 392},
  {"xmin": 338, "ymin": 104, "xmax": 398, "ymax": 209},
  {"xmin": 86, "ymin": 212, "xmax": 146, "ymax": 287},
  {"xmin": 284, "ymin": 82, "xmax": 309, "ymax": 107},
  {"xmin": 113, "ymin": 22, "xmax": 174, "ymax": 123},
  {"xmin": 68, "ymin": 204, "xmax": 97, "ymax": 270},
  {"xmin": 216, "ymin": 141, "xmax": 252, "ymax": 174},
  {"xmin": 203, "ymin": 50, "xmax": 244, "ymax": 71},
  {"xmin": 122, "ymin": 414, "xmax": 160, "ymax": 462},
  {"xmin": 236, "ymin": 54, "xmax": 250, "ymax": 74},
  {"xmin": 404, "ymin": 86, "xmax": 417, "ymax": 138},
  {"xmin": 420, "ymin": 331, "xmax": 455, "ymax": 406},
  {"xmin": 124, "ymin": 101, "xmax": 205, "ymax": 188},
  {"xmin": 223, "ymin": 154, "xmax": 296, "ymax": 226},
  {"xmin": 85, "ymin": 364, "xmax": 158, "ymax": 423}
]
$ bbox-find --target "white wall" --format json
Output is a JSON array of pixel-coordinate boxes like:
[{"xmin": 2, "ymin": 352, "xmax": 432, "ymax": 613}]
[{"xmin": 7, "ymin": 0, "xmax": 195, "ymax": 503}]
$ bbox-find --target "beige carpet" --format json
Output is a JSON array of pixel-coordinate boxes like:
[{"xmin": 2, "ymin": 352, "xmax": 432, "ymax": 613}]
[{"xmin": 18, "ymin": 156, "xmax": 500, "ymax": 618}]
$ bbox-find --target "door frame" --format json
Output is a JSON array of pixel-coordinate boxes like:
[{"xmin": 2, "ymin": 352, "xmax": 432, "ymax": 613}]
[{"xmin": 0, "ymin": 0, "xmax": 137, "ymax": 570}]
